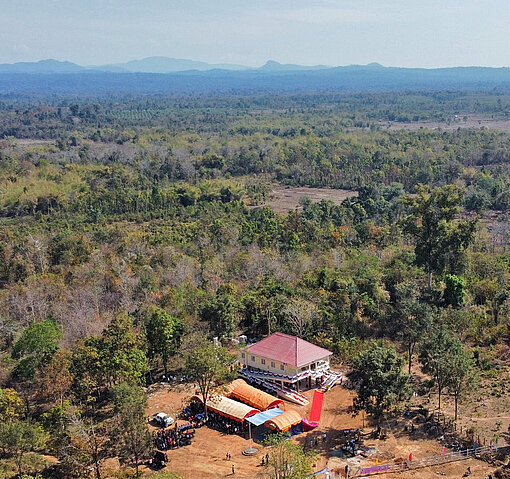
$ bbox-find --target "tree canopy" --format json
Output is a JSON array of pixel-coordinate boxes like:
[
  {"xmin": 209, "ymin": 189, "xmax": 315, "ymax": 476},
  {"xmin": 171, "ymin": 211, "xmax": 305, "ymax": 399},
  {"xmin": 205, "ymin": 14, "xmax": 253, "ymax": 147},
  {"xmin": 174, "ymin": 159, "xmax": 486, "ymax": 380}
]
[
  {"xmin": 400, "ymin": 185, "xmax": 477, "ymax": 290},
  {"xmin": 349, "ymin": 342, "xmax": 413, "ymax": 418},
  {"xmin": 184, "ymin": 343, "xmax": 237, "ymax": 419}
]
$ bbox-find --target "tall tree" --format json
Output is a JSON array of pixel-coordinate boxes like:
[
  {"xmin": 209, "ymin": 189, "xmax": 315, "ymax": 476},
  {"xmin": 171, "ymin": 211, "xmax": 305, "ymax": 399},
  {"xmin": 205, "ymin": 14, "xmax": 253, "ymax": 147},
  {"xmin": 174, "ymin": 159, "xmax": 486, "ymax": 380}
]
[
  {"xmin": 11, "ymin": 319, "xmax": 62, "ymax": 380},
  {"xmin": 283, "ymin": 297, "xmax": 317, "ymax": 339},
  {"xmin": 0, "ymin": 420, "xmax": 48, "ymax": 476},
  {"xmin": 200, "ymin": 284, "xmax": 241, "ymax": 338},
  {"xmin": 400, "ymin": 184, "xmax": 477, "ymax": 290},
  {"xmin": 419, "ymin": 327, "xmax": 460, "ymax": 411},
  {"xmin": 70, "ymin": 315, "xmax": 148, "ymax": 407},
  {"xmin": 447, "ymin": 347, "xmax": 476, "ymax": 421},
  {"xmin": 349, "ymin": 342, "xmax": 413, "ymax": 418},
  {"xmin": 184, "ymin": 342, "xmax": 236, "ymax": 420},
  {"xmin": 37, "ymin": 349, "xmax": 73, "ymax": 406},
  {"xmin": 100, "ymin": 313, "xmax": 148, "ymax": 386},
  {"xmin": 0, "ymin": 388, "xmax": 24, "ymax": 422},
  {"xmin": 146, "ymin": 308, "xmax": 183, "ymax": 378},
  {"xmin": 111, "ymin": 383, "xmax": 152, "ymax": 477},
  {"xmin": 65, "ymin": 414, "xmax": 109, "ymax": 479},
  {"xmin": 393, "ymin": 282, "xmax": 433, "ymax": 374},
  {"xmin": 263, "ymin": 432, "xmax": 315, "ymax": 479}
]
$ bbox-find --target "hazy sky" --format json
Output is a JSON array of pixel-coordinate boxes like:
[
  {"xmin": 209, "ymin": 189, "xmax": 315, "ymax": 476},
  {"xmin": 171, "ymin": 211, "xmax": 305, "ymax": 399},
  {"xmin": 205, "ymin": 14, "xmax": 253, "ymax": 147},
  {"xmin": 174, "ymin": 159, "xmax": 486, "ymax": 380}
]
[{"xmin": 1, "ymin": 0, "xmax": 509, "ymax": 67}]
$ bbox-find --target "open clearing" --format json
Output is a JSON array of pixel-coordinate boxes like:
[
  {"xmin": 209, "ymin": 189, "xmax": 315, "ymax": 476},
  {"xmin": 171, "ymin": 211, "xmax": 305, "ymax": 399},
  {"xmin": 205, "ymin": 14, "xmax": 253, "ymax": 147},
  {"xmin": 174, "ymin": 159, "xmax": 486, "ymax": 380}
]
[
  {"xmin": 144, "ymin": 377, "xmax": 505, "ymax": 479},
  {"xmin": 257, "ymin": 186, "xmax": 357, "ymax": 214},
  {"xmin": 382, "ymin": 115, "xmax": 510, "ymax": 134}
]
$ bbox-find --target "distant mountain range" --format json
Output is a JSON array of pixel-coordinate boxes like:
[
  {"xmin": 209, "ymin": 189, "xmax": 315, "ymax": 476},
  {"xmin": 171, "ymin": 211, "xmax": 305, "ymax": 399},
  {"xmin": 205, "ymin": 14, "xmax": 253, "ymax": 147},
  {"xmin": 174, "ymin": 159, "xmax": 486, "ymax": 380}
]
[
  {"xmin": 0, "ymin": 57, "xmax": 509, "ymax": 97},
  {"xmin": 0, "ymin": 57, "xmax": 334, "ymax": 74},
  {"xmin": 91, "ymin": 57, "xmax": 249, "ymax": 73},
  {"xmin": 0, "ymin": 59, "xmax": 87, "ymax": 74}
]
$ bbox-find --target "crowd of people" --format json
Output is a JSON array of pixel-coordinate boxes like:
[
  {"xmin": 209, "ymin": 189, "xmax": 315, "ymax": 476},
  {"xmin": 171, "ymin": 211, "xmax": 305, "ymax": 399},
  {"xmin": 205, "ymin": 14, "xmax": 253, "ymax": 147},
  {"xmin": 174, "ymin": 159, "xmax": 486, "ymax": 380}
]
[
  {"xmin": 181, "ymin": 403, "xmax": 207, "ymax": 428},
  {"xmin": 154, "ymin": 423, "xmax": 195, "ymax": 450},
  {"xmin": 153, "ymin": 401, "xmax": 248, "ymax": 457},
  {"xmin": 207, "ymin": 410, "xmax": 247, "ymax": 436},
  {"xmin": 182, "ymin": 401, "xmax": 248, "ymax": 436}
]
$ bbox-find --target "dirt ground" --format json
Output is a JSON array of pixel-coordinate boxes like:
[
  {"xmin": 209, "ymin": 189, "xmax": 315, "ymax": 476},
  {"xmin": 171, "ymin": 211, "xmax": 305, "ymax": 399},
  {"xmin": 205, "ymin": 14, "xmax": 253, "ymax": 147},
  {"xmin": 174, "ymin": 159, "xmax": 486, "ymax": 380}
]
[
  {"xmin": 144, "ymin": 379, "xmax": 504, "ymax": 479},
  {"xmin": 11, "ymin": 138, "xmax": 56, "ymax": 146},
  {"xmin": 259, "ymin": 186, "xmax": 357, "ymax": 214},
  {"xmin": 382, "ymin": 115, "xmax": 510, "ymax": 134}
]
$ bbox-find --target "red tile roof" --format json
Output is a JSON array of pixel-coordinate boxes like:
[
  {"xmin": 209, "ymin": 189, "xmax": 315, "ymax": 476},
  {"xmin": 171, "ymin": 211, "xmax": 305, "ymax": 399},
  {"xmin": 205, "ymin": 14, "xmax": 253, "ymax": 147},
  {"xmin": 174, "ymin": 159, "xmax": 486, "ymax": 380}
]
[{"xmin": 246, "ymin": 333, "xmax": 332, "ymax": 367}]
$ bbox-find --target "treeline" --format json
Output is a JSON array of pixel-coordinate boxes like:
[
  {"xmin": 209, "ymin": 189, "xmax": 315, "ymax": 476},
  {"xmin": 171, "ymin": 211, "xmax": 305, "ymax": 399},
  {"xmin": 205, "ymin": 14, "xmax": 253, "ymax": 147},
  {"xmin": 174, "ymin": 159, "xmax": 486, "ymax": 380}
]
[{"xmin": 1, "ymin": 90, "xmax": 510, "ymax": 138}]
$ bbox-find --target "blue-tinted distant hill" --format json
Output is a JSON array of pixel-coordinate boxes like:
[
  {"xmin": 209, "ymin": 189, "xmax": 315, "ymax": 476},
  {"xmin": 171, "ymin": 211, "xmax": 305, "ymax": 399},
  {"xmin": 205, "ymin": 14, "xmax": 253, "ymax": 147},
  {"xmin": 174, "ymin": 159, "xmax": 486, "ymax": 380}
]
[
  {"xmin": 258, "ymin": 60, "xmax": 331, "ymax": 71},
  {"xmin": 1, "ymin": 63, "xmax": 510, "ymax": 98},
  {"xmin": 0, "ymin": 59, "xmax": 86, "ymax": 74},
  {"xmin": 95, "ymin": 56, "xmax": 249, "ymax": 73},
  {"xmin": 0, "ymin": 57, "xmax": 332, "ymax": 74}
]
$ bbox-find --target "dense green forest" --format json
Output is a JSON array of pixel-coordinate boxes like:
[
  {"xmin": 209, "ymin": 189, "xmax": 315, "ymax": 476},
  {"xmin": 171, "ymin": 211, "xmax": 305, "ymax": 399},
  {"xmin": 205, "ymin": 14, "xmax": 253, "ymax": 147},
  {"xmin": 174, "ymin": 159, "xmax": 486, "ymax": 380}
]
[{"xmin": 0, "ymin": 90, "xmax": 509, "ymax": 478}]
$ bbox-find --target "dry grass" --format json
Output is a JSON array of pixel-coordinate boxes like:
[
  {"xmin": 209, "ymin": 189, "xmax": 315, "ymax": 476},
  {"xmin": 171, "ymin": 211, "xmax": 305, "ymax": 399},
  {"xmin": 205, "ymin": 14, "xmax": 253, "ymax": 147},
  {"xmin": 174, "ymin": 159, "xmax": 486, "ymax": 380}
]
[
  {"xmin": 253, "ymin": 185, "xmax": 357, "ymax": 214},
  {"xmin": 383, "ymin": 115, "xmax": 510, "ymax": 134}
]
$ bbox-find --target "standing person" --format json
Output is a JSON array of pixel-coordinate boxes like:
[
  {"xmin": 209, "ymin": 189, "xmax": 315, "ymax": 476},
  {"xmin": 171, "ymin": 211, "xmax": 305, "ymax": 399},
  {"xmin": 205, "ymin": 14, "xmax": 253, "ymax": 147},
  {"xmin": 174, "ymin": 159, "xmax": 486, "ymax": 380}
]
[
  {"xmin": 266, "ymin": 453, "xmax": 269, "ymax": 463},
  {"xmin": 232, "ymin": 464, "xmax": 235, "ymax": 474},
  {"xmin": 345, "ymin": 464, "xmax": 349, "ymax": 478}
]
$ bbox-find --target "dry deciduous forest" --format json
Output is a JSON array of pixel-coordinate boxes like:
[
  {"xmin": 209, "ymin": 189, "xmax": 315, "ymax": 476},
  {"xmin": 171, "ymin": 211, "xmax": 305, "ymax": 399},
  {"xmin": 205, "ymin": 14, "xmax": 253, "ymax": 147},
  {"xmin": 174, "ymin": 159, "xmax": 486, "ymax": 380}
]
[{"xmin": 0, "ymin": 89, "xmax": 509, "ymax": 479}]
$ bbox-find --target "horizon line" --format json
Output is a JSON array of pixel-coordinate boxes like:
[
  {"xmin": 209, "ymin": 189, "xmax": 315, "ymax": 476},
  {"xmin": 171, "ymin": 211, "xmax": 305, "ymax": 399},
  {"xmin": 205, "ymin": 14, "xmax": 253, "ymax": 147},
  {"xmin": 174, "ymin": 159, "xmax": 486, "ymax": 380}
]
[{"xmin": 1, "ymin": 57, "xmax": 509, "ymax": 71}]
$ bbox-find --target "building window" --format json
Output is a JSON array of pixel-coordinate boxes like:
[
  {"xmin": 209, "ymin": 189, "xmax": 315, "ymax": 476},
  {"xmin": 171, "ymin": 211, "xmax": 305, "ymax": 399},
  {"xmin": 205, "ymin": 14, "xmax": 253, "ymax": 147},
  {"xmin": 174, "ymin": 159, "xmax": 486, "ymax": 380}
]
[
  {"xmin": 311, "ymin": 363, "xmax": 316, "ymax": 370},
  {"xmin": 300, "ymin": 366, "xmax": 307, "ymax": 372},
  {"xmin": 261, "ymin": 359, "xmax": 265, "ymax": 365},
  {"xmin": 241, "ymin": 352, "xmax": 245, "ymax": 359},
  {"xmin": 251, "ymin": 356, "xmax": 255, "ymax": 362},
  {"xmin": 280, "ymin": 364, "xmax": 285, "ymax": 371},
  {"xmin": 271, "ymin": 361, "xmax": 275, "ymax": 368}
]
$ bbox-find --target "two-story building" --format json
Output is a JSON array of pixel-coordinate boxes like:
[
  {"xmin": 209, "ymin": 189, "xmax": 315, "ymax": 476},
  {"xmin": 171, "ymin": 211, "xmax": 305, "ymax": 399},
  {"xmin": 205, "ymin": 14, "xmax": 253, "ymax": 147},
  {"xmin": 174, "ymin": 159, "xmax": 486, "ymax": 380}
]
[{"xmin": 239, "ymin": 332, "xmax": 333, "ymax": 392}]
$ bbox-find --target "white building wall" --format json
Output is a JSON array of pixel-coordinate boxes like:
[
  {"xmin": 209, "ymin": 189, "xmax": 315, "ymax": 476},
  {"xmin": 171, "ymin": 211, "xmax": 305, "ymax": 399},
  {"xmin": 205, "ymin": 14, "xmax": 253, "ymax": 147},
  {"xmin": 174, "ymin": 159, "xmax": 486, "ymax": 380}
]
[{"xmin": 240, "ymin": 349, "xmax": 330, "ymax": 377}]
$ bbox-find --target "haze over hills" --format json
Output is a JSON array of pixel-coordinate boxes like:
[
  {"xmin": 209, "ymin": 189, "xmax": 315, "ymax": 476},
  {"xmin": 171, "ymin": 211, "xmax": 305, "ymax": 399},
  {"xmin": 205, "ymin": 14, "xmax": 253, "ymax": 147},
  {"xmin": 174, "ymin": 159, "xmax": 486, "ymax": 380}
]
[
  {"xmin": 258, "ymin": 60, "xmax": 332, "ymax": 71},
  {"xmin": 0, "ymin": 59, "xmax": 87, "ymax": 74},
  {"xmin": 0, "ymin": 57, "xmax": 508, "ymax": 76},
  {"xmin": 0, "ymin": 57, "xmax": 510, "ymax": 97},
  {"xmin": 93, "ymin": 56, "xmax": 249, "ymax": 73},
  {"xmin": 0, "ymin": 57, "xmax": 411, "ymax": 74},
  {"xmin": 0, "ymin": 57, "xmax": 334, "ymax": 74}
]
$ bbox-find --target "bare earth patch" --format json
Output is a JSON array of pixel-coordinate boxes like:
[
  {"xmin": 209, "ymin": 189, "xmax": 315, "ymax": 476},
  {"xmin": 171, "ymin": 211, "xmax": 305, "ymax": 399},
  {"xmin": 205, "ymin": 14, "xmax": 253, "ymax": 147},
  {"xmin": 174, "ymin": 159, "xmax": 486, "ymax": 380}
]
[
  {"xmin": 143, "ymin": 379, "xmax": 502, "ymax": 479},
  {"xmin": 383, "ymin": 115, "xmax": 510, "ymax": 134},
  {"xmin": 12, "ymin": 139, "xmax": 56, "ymax": 146},
  {"xmin": 255, "ymin": 186, "xmax": 357, "ymax": 214}
]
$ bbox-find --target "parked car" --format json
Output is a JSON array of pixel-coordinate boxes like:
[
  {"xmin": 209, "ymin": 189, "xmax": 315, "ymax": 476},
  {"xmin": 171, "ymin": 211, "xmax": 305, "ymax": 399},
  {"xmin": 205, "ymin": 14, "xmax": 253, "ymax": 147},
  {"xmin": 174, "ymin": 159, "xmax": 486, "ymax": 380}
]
[{"xmin": 152, "ymin": 412, "xmax": 174, "ymax": 427}]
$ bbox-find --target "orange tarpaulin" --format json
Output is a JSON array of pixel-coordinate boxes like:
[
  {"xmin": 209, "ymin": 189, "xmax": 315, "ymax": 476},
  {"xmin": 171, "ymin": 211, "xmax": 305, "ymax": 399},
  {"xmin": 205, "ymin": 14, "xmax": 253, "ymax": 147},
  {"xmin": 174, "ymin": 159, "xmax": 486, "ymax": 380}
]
[
  {"xmin": 265, "ymin": 410, "xmax": 302, "ymax": 432},
  {"xmin": 191, "ymin": 395, "xmax": 259, "ymax": 423},
  {"xmin": 225, "ymin": 379, "xmax": 285, "ymax": 411}
]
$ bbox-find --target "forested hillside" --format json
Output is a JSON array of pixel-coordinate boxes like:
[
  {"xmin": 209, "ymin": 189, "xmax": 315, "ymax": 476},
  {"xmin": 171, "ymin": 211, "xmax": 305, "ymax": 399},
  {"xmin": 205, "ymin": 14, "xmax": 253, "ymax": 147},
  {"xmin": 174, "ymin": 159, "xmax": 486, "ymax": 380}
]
[{"xmin": 0, "ymin": 90, "xmax": 509, "ymax": 478}]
